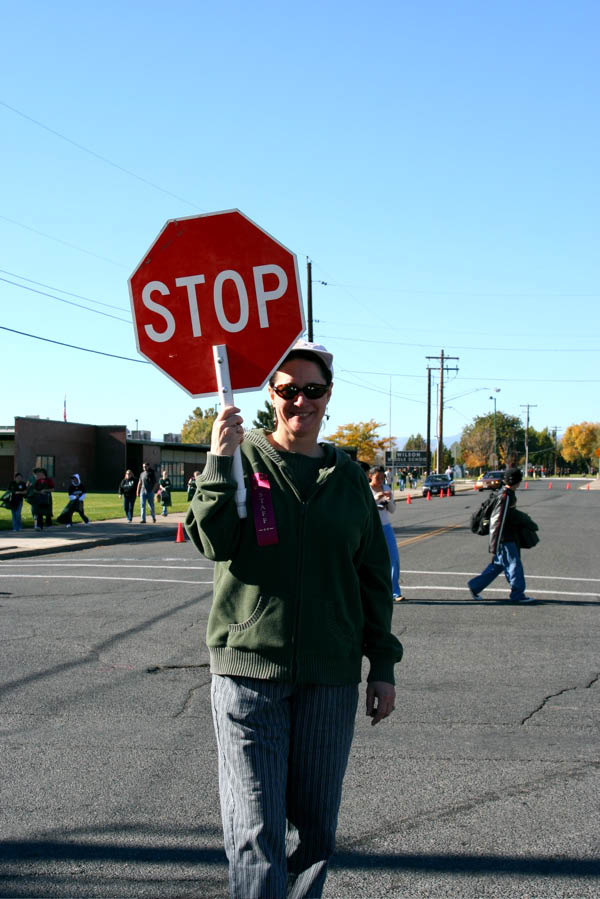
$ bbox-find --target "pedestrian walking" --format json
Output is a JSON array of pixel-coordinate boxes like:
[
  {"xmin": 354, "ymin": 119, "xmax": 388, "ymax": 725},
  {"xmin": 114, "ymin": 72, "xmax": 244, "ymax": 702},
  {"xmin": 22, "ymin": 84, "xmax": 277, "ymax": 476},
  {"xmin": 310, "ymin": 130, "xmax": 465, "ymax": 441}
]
[
  {"xmin": 158, "ymin": 470, "xmax": 172, "ymax": 516},
  {"xmin": 468, "ymin": 468, "xmax": 537, "ymax": 603},
  {"xmin": 118, "ymin": 469, "xmax": 137, "ymax": 522},
  {"xmin": 137, "ymin": 462, "xmax": 157, "ymax": 523},
  {"xmin": 369, "ymin": 465, "xmax": 403, "ymax": 601},
  {"xmin": 57, "ymin": 474, "xmax": 89, "ymax": 526},
  {"xmin": 187, "ymin": 471, "xmax": 201, "ymax": 502},
  {"xmin": 30, "ymin": 468, "xmax": 54, "ymax": 530},
  {"xmin": 4, "ymin": 473, "xmax": 28, "ymax": 531},
  {"xmin": 185, "ymin": 338, "xmax": 403, "ymax": 899}
]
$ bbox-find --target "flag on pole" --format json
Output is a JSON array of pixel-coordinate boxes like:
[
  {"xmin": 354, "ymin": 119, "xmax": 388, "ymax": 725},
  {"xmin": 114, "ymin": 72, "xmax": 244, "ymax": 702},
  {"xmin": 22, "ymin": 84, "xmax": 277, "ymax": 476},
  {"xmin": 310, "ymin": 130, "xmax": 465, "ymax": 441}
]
[{"xmin": 63, "ymin": 395, "xmax": 67, "ymax": 422}]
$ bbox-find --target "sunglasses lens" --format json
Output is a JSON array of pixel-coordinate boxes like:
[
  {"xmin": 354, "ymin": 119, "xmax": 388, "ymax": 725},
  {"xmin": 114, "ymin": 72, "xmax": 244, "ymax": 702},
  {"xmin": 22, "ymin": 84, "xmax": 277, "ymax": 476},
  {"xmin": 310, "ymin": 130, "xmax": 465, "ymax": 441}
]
[
  {"xmin": 303, "ymin": 384, "xmax": 328, "ymax": 398},
  {"xmin": 274, "ymin": 384, "xmax": 299, "ymax": 400},
  {"xmin": 273, "ymin": 383, "xmax": 328, "ymax": 400}
]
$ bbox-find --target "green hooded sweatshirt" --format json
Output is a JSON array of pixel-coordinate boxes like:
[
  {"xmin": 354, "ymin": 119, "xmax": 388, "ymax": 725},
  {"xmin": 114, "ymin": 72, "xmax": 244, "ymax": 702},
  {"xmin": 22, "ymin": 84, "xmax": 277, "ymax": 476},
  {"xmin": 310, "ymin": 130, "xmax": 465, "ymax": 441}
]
[{"xmin": 185, "ymin": 429, "xmax": 403, "ymax": 685}]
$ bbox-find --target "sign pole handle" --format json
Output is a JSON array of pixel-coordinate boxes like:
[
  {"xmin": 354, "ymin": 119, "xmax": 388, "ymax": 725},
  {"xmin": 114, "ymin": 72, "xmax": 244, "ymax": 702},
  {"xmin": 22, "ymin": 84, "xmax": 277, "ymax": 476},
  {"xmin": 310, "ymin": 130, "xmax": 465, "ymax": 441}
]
[{"xmin": 212, "ymin": 345, "xmax": 247, "ymax": 519}]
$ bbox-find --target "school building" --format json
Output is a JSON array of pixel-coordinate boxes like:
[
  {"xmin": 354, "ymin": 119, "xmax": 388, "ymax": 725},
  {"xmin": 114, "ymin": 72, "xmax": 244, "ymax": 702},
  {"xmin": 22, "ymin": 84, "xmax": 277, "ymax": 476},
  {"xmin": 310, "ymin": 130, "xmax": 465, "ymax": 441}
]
[{"xmin": 0, "ymin": 417, "xmax": 210, "ymax": 491}]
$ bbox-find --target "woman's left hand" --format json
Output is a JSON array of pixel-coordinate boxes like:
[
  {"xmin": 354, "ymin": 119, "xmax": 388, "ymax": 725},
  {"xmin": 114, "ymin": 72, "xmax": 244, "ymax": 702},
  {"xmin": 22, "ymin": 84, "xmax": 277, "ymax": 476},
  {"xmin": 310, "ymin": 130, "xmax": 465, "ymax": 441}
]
[{"xmin": 366, "ymin": 681, "xmax": 396, "ymax": 726}]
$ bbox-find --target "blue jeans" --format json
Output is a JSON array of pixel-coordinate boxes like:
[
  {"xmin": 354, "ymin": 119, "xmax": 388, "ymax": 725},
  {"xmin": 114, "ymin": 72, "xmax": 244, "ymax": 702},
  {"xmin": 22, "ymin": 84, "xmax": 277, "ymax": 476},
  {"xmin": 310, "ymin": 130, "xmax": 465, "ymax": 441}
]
[
  {"xmin": 211, "ymin": 675, "xmax": 358, "ymax": 899},
  {"xmin": 382, "ymin": 522, "xmax": 401, "ymax": 596},
  {"xmin": 140, "ymin": 491, "xmax": 155, "ymax": 522},
  {"xmin": 469, "ymin": 541, "xmax": 527, "ymax": 600},
  {"xmin": 123, "ymin": 495, "xmax": 135, "ymax": 522},
  {"xmin": 11, "ymin": 503, "xmax": 23, "ymax": 531}
]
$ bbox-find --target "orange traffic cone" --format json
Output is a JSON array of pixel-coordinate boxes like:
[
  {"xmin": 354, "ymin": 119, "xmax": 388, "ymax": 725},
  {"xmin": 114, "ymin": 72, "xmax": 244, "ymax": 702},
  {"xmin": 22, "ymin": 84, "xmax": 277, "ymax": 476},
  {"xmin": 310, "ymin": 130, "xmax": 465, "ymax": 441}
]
[
  {"xmin": 427, "ymin": 491, "xmax": 431, "ymax": 501},
  {"xmin": 548, "ymin": 482, "xmax": 553, "ymax": 489},
  {"xmin": 587, "ymin": 483, "xmax": 590, "ymax": 490},
  {"xmin": 176, "ymin": 522, "xmax": 186, "ymax": 543},
  {"xmin": 524, "ymin": 481, "xmax": 529, "ymax": 489},
  {"xmin": 406, "ymin": 493, "xmax": 412, "ymax": 505},
  {"xmin": 566, "ymin": 482, "xmax": 571, "ymax": 489}
]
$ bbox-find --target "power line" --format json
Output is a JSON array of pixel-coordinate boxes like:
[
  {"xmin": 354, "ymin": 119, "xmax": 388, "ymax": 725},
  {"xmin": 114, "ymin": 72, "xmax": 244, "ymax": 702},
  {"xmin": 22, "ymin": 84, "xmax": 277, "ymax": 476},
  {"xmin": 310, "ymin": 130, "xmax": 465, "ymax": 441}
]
[
  {"xmin": 321, "ymin": 334, "xmax": 599, "ymax": 353},
  {"xmin": 0, "ymin": 325, "xmax": 147, "ymax": 363},
  {"xmin": 0, "ymin": 276, "xmax": 131, "ymax": 323},
  {"xmin": 0, "ymin": 268, "xmax": 128, "ymax": 312},
  {"xmin": 0, "ymin": 99, "xmax": 204, "ymax": 211},
  {"xmin": 0, "ymin": 214, "xmax": 126, "ymax": 268}
]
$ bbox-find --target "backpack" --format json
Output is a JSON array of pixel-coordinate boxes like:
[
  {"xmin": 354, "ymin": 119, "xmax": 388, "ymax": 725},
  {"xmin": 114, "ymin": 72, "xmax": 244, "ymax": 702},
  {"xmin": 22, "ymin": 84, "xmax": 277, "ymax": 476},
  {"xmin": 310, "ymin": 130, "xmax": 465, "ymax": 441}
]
[{"xmin": 470, "ymin": 492, "xmax": 498, "ymax": 536}]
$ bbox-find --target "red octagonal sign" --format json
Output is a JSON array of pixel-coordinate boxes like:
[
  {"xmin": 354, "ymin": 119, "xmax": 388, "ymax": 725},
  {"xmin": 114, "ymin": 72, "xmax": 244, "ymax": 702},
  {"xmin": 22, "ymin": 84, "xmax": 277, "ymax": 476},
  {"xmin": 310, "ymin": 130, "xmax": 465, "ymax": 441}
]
[{"xmin": 129, "ymin": 210, "xmax": 305, "ymax": 396}]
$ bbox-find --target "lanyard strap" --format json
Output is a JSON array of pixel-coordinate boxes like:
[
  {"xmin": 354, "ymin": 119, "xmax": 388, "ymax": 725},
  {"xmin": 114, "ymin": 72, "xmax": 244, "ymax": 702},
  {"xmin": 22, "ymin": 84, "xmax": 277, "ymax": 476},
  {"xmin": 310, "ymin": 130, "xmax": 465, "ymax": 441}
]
[{"xmin": 249, "ymin": 472, "xmax": 279, "ymax": 546}]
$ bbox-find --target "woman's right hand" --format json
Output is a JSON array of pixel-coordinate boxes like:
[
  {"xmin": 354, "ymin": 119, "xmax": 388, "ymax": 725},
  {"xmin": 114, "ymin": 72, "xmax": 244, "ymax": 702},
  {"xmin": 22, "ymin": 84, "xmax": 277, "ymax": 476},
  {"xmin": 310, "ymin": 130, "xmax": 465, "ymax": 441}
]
[{"xmin": 211, "ymin": 406, "xmax": 245, "ymax": 456}]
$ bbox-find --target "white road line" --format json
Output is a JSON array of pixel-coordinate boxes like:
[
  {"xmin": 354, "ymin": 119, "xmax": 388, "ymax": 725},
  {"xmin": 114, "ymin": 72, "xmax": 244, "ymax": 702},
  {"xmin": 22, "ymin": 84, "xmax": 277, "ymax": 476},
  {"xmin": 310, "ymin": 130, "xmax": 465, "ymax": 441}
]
[
  {"xmin": 0, "ymin": 574, "xmax": 213, "ymax": 584},
  {"xmin": 404, "ymin": 585, "xmax": 599, "ymax": 597},
  {"xmin": 0, "ymin": 562, "xmax": 213, "ymax": 570},
  {"xmin": 402, "ymin": 570, "xmax": 600, "ymax": 583}
]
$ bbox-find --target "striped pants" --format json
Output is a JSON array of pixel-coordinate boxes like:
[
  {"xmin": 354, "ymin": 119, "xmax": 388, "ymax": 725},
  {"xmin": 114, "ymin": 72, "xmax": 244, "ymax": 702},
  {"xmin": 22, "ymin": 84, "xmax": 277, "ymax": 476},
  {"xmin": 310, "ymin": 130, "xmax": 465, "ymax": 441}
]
[{"xmin": 211, "ymin": 675, "xmax": 359, "ymax": 899}]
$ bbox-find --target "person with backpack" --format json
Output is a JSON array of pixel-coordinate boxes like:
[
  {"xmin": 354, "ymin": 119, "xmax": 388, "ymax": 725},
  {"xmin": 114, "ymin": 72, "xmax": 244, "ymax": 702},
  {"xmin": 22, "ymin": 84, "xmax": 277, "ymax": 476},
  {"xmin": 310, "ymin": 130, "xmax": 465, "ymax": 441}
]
[{"xmin": 467, "ymin": 468, "xmax": 536, "ymax": 604}]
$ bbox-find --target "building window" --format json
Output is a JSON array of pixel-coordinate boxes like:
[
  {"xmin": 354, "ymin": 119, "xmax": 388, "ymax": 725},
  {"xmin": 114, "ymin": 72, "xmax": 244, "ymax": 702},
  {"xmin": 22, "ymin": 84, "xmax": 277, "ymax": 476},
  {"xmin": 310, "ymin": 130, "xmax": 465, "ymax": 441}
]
[
  {"xmin": 35, "ymin": 455, "xmax": 55, "ymax": 477},
  {"xmin": 161, "ymin": 460, "xmax": 185, "ymax": 489}
]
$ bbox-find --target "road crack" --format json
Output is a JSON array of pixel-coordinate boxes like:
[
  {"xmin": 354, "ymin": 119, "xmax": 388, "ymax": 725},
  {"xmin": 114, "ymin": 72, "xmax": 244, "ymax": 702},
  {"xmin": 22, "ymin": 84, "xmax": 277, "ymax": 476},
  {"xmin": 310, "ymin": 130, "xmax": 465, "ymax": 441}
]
[{"xmin": 521, "ymin": 671, "xmax": 600, "ymax": 725}]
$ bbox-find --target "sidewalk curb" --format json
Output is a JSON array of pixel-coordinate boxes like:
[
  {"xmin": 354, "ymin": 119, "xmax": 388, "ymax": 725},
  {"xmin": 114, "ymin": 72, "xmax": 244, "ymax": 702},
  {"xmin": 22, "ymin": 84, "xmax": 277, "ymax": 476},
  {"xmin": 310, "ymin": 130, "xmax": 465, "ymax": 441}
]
[{"xmin": 0, "ymin": 529, "xmax": 176, "ymax": 560}]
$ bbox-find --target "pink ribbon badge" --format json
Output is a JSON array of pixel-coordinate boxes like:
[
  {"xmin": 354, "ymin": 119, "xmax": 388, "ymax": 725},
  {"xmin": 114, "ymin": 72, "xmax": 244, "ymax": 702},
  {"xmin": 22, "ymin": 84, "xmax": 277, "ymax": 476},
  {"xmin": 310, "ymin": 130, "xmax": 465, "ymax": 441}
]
[{"xmin": 250, "ymin": 472, "xmax": 279, "ymax": 546}]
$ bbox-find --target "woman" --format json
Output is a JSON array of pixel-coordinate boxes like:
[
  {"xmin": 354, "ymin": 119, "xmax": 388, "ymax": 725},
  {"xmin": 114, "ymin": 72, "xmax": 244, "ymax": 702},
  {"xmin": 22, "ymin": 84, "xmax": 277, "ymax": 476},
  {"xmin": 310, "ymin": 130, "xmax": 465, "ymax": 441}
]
[
  {"xmin": 185, "ymin": 339, "xmax": 403, "ymax": 899},
  {"xmin": 158, "ymin": 470, "xmax": 172, "ymax": 516},
  {"xmin": 369, "ymin": 465, "xmax": 403, "ymax": 600},
  {"xmin": 118, "ymin": 469, "xmax": 137, "ymax": 522}
]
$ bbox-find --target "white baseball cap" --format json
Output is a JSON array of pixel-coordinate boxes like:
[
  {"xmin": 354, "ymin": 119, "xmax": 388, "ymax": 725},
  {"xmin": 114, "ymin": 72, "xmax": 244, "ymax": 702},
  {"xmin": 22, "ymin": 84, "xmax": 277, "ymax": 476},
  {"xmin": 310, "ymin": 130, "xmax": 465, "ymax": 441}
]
[{"xmin": 289, "ymin": 338, "xmax": 334, "ymax": 375}]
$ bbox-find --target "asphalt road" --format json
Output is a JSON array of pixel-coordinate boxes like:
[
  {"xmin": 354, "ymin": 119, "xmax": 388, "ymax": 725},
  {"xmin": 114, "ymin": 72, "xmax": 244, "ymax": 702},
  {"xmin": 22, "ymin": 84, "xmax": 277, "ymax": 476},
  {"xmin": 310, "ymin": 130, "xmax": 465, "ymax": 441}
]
[{"xmin": 1, "ymin": 481, "xmax": 599, "ymax": 898}]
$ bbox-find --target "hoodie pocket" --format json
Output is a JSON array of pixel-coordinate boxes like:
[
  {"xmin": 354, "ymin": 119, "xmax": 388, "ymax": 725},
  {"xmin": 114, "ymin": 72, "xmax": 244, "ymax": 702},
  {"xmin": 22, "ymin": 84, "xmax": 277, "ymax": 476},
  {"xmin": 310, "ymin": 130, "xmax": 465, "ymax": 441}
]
[{"xmin": 227, "ymin": 594, "xmax": 269, "ymax": 634}]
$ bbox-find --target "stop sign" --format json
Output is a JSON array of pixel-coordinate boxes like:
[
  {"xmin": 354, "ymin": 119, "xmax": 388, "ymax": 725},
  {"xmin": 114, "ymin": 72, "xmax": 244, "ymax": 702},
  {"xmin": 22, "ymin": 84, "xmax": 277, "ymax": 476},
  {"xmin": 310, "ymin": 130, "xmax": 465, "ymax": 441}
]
[{"xmin": 129, "ymin": 209, "xmax": 305, "ymax": 396}]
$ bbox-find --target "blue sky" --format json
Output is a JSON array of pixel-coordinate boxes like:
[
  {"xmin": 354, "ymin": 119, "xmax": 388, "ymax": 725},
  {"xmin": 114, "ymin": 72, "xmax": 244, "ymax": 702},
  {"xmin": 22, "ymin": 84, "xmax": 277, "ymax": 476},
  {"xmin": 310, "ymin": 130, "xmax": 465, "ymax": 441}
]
[{"xmin": 2, "ymin": 0, "xmax": 598, "ymax": 451}]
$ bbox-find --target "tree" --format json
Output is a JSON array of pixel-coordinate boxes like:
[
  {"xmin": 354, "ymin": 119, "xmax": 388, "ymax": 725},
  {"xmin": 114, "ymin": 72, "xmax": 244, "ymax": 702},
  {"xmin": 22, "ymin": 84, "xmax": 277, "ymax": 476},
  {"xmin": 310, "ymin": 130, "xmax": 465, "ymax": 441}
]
[
  {"xmin": 432, "ymin": 443, "xmax": 453, "ymax": 471},
  {"xmin": 404, "ymin": 433, "xmax": 426, "ymax": 450},
  {"xmin": 459, "ymin": 417, "xmax": 494, "ymax": 470},
  {"xmin": 325, "ymin": 420, "xmax": 393, "ymax": 465},
  {"xmin": 181, "ymin": 406, "xmax": 218, "ymax": 444},
  {"xmin": 561, "ymin": 422, "xmax": 600, "ymax": 473},
  {"xmin": 460, "ymin": 412, "xmax": 524, "ymax": 471},
  {"xmin": 252, "ymin": 401, "xmax": 276, "ymax": 431},
  {"xmin": 525, "ymin": 426, "xmax": 556, "ymax": 472}
]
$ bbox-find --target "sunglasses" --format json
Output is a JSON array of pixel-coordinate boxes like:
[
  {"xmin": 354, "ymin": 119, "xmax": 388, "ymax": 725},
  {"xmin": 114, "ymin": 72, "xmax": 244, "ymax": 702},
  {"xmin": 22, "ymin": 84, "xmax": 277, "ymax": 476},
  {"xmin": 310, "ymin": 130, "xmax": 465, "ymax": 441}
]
[{"xmin": 272, "ymin": 382, "xmax": 329, "ymax": 400}]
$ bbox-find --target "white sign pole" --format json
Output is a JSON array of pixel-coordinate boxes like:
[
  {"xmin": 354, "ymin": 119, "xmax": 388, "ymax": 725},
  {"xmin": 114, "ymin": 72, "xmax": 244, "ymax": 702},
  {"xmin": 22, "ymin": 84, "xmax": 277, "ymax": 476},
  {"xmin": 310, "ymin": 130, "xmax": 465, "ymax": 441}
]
[{"xmin": 212, "ymin": 344, "xmax": 247, "ymax": 519}]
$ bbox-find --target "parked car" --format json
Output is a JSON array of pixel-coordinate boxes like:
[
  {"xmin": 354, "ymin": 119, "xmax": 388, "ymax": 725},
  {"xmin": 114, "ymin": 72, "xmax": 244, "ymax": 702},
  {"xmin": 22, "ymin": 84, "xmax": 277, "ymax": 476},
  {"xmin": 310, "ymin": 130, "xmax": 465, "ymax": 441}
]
[
  {"xmin": 475, "ymin": 470, "xmax": 505, "ymax": 491},
  {"xmin": 422, "ymin": 474, "xmax": 455, "ymax": 497}
]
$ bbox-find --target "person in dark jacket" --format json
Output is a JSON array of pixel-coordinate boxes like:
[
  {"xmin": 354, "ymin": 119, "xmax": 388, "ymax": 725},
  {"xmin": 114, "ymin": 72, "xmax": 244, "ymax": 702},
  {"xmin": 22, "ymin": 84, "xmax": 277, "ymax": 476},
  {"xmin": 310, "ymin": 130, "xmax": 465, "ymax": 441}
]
[
  {"xmin": 185, "ymin": 339, "xmax": 403, "ymax": 899},
  {"xmin": 158, "ymin": 470, "xmax": 172, "ymax": 516},
  {"xmin": 57, "ymin": 474, "xmax": 89, "ymax": 526},
  {"xmin": 5, "ymin": 473, "xmax": 28, "ymax": 531},
  {"xmin": 136, "ymin": 462, "xmax": 157, "ymax": 523},
  {"xmin": 187, "ymin": 470, "xmax": 201, "ymax": 502},
  {"xmin": 118, "ymin": 469, "xmax": 137, "ymax": 522},
  {"xmin": 467, "ymin": 468, "xmax": 536, "ymax": 603},
  {"xmin": 31, "ymin": 468, "xmax": 54, "ymax": 530}
]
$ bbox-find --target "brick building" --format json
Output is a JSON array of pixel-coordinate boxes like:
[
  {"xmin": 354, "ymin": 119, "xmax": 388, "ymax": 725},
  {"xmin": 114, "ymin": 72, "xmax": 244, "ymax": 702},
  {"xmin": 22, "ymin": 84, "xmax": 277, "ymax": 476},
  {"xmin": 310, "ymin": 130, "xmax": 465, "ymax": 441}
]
[{"xmin": 2, "ymin": 417, "xmax": 209, "ymax": 491}]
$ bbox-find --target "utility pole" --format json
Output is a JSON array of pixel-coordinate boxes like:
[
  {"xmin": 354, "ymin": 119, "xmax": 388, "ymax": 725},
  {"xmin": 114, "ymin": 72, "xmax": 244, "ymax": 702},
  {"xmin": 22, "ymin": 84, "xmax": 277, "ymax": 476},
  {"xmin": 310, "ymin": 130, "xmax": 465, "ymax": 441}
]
[
  {"xmin": 426, "ymin": 367, "xmax": 432, "ymax": 474},
  {"xmin": 520, "ymin": 404, "xmax": 537, "ymax": 479},
  {"xmin": 306, "ymin": 258, "xmax": 313, "ymax": 342},
  {"xmin": 426, "ymin": 350, "xmax": 459, "ymax": 472}
]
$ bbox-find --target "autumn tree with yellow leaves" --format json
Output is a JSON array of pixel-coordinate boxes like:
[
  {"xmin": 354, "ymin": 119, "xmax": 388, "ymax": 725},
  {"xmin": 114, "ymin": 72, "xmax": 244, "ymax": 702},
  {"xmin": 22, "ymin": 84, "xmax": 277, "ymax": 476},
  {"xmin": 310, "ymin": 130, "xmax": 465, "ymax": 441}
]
[
  {"xmin": 560, "ymin": 422, "xmax": 600, "ymax": 473},
  {"xmin": 325, "ymin": 419, "xmax": 394, "ymax": 465}
]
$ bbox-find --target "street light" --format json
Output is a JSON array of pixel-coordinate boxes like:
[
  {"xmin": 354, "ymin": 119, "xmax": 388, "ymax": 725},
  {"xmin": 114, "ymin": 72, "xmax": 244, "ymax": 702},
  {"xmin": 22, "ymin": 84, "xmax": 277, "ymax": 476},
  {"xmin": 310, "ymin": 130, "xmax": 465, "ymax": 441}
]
[{"xmin": 489, "ymin": 390, "xmax": 500, "ymax": 465}]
